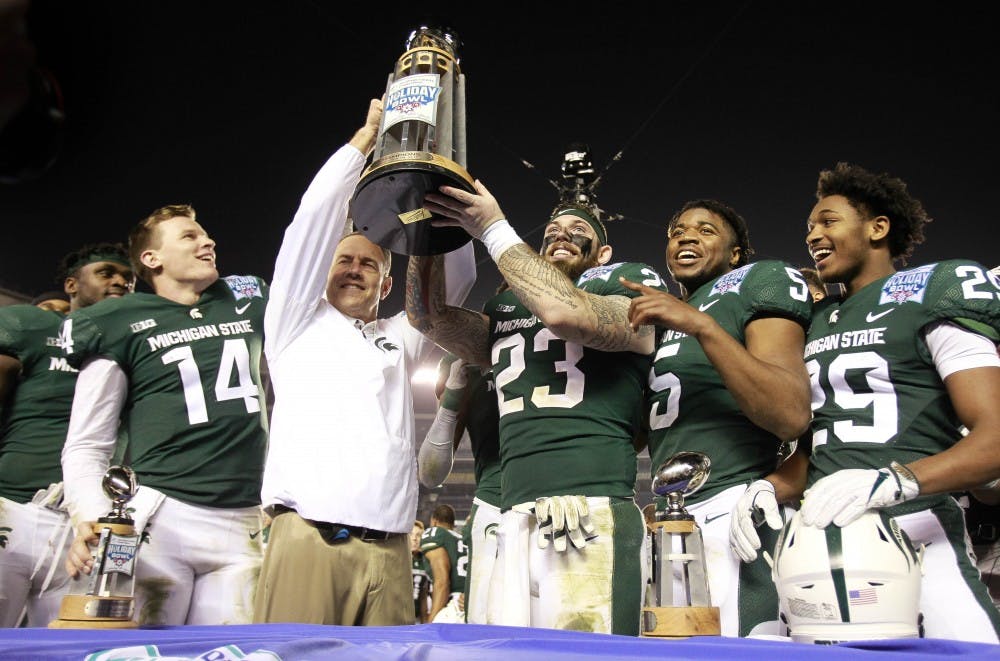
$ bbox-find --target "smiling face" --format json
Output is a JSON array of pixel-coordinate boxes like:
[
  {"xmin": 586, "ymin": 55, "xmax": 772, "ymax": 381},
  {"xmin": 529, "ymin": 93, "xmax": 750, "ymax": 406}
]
[
  {"xmin": 141, "ymin": 216, "xmax": 218, "ymax": 294},
  {"xmin": 539, "ymin": 214, "xmax": 612, "ymax": 280},
  {"xmin": 326, "ymin": 233, "xmax": 391, "ymax": 323},
  {"xmin": 666, "ymin": 207, "xmax": 741, "ymax": 293},
  {"xmin": 66, "ymin": 260, "xmax": 135, "ymax": 310},
  {"xmin": 806, "ymin": 194, "xmax": 891, "ymax": 294}
]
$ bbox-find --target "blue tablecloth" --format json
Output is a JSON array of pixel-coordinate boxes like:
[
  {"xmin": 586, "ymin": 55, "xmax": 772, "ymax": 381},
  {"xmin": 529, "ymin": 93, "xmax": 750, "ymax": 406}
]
[{"xmin": 0, "ymin": 623, "xmax": 997, "ymax": 660}]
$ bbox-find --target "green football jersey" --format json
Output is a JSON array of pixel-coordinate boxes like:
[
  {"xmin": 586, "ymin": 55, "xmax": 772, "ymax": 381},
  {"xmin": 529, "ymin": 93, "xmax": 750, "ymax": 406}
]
[
  {"xmin": 463, "ymin": 367, "xmax": 501, "ymax": 507},
  {"xmin": 805, "ymin": 260, "xmax": 1000, "ymax": 515},
  {"xmin": 646, "ymin": 260, "xmax": 813, "ymax": 503},
  {"xmin": 0, "ymin": 305, "xmax": 75, "ymax": 502},
  {"xmin": 60, "ymin": 276, "xmax": 269, "ymax": 508},
  {"xmin": 486, "ymin": 261, "xmax": 668, "ymax": 509},
  {"xmin": 420, "ymin": 525, "xmax": 467, "ymax": 594}
]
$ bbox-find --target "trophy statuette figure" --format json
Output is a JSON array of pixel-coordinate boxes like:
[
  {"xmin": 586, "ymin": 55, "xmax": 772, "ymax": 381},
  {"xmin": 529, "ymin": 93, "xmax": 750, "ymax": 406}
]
[
  {"xmin": 49, "ymin": 466, "xmax": 141, "ymax": 629},
  {"xmin": 349, "ymin": 23, "xmax": 474, "ymax": 256},
  {"xmin": 642, "ymin": 451, "xmax": 721, "ymax": 637}
]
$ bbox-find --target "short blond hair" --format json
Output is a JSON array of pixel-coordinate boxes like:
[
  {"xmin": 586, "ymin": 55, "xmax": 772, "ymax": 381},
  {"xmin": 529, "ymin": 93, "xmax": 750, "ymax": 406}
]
[{"xmin": 128, "ymin": 204, "xmax": 197, "ymax": 285}]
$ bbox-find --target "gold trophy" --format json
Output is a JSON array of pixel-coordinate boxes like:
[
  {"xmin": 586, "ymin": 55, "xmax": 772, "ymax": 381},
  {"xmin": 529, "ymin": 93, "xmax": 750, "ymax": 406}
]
[
  {"xmin": 642, "ymin": 451, "xmax": 721, "ymax": 637},
  {"xmin": 50, "ymin": 466, "xmax": 140, "ymax": 628},
  {"xmin": 349, "ymin": 23, "xmax": 474, "ymax": 255}
]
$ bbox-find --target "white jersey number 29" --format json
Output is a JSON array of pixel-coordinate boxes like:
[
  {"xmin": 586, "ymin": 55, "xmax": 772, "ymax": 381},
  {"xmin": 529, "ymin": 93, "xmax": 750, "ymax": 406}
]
[{"xmin": 807, "ymin": 351, "xmax": 898, "ymax": 448}]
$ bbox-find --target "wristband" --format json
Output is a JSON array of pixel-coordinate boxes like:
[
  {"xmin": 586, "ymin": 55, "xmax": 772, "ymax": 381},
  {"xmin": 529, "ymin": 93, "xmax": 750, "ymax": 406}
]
[
  {"xmin": 888, "ymin": 461, "xmax": 921, "ymax": 499},
  {"xmin": 481, "ymin": 219, "xmax": 522, "ymax": 262},
  {"xmin": 440, "ymin": 387, "xmax": 465, "ymax": 413}
]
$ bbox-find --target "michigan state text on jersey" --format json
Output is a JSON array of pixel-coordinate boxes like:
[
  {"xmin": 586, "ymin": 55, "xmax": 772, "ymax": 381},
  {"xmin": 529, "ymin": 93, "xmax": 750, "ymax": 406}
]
[
  {"xmin": 805, "ymin": 260, "xmax": 999, "ymax": 503},
  {"xmin": 487, "ymin": 261, "xmax": 668, "ymax": 509},
  {"xmin": 60, "ymin": 275, "xmax": 268, "ymax": 509},
  {"xmin": 802, "ymin": 258, "xmax": 1000, "ymax": 642}
]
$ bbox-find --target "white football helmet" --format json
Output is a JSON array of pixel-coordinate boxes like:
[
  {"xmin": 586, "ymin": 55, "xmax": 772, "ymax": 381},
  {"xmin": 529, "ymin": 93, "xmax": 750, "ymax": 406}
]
[{"xmin": 771, "ymin": 510, "xmax": 923, "ymax": 644}]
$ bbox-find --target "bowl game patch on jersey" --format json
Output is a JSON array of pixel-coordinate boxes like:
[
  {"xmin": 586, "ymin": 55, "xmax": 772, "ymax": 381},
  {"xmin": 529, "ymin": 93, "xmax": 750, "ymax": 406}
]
[
  {"xmin": 878, "ymin": 264, "xmax": 935, "ymax": 305},
  {"xmin": 224, "ymin": 275, "xmax": 264, "ymax": 302}
]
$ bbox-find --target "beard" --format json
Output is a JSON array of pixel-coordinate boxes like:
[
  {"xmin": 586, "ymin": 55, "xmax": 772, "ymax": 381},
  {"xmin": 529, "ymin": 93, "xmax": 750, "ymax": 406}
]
[
  {"xmin": 541, "ymin": 234, "xmax": 600, "ymax": 281},
  {"xmin": 550, "ymin": 251, "xmax": 600, "ymax": 281}
]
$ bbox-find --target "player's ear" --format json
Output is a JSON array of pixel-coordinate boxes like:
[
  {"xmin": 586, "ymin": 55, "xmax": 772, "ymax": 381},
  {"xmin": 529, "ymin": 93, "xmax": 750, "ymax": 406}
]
[
  {"xmin": 140, "ymin": 249, "xmax": 160, "ymax": 272},
  {"xmin": 63, "ymin": 275, "xmax": 78, "ymax": 297},
  {"xmin": 596, "ymin": 244, "xmax": 613, "ymax": 266},
  {"xmin": 869, "ymin": 215, "xmax": 890, "ymax": 243},
  {"xmin": 729, "ymin": 245, "xmax": 742, "ymax": 268}
]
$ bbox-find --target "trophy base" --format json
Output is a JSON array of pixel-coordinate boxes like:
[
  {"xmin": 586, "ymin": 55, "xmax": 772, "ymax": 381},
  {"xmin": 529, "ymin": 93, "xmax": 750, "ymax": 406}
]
[
  {"xmin": 48, "ymin": 617, "xmax": 139, "ymax": 629},
  {"xmin": 350, "ymin": 151, "xmax": 475, "ymax": 256},
  {"xmin": 50, "ymin": 594, "xmax": 136, "ymax": 629},
  {"xmin": 641, "ymin": 606, "xmax": 721, "ymax": 638}
]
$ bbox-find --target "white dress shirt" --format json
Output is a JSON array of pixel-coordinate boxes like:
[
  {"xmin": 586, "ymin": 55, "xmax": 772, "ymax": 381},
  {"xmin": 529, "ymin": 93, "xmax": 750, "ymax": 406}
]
[{"xmin": 261, "ymin": 143, "xmax": 475, "ymax": 533}]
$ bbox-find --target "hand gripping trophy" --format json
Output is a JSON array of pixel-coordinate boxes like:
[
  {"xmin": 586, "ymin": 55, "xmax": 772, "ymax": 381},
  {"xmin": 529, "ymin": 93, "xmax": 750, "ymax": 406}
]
[
  {"xmin": 49, "ymin": 466, "xmax": 141, "ymax": 628},
  {"xmin": 641, "ymin": 451, "xmax": 721, "ymax": 637}
]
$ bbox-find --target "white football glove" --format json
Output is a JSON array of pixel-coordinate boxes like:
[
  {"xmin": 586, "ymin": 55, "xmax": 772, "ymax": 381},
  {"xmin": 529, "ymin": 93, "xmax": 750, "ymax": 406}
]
[
  {"xmin": 800, "ymin": 462, "xmax": 920, "ymax": 528},
  {"xmin": 535, "ymin": 495, "xmax": 596, "ymax": 552},
  {"xmin": 729, "ymin": 480, "xmax": 782, "ymax": 563}
]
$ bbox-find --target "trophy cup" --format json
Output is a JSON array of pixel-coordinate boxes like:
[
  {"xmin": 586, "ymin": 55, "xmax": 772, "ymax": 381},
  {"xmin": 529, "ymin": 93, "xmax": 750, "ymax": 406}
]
[
  {"xmin": 349, "ymin": 23, "xmax": 474, "ymax": 256},
  {"xmin": 641, "ymin": 451, "xmax": 721, "ymax": 637},
  {"xmin": 50, "ymin": 466, "xmax": 140, "ymax": 628}
]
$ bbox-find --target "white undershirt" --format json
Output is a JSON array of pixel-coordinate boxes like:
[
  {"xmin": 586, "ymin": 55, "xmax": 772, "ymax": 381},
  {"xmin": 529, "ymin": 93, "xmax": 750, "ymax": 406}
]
[{"xmin": 923, "ymin": 320, "xmax": 1000, "ymax": 379}]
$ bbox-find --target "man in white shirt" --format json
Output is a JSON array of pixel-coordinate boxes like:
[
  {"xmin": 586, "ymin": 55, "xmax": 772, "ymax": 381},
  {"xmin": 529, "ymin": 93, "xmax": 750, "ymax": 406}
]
[{"xmin": 253, "ymin": 97, "xmax": 476, "ymax": 625}]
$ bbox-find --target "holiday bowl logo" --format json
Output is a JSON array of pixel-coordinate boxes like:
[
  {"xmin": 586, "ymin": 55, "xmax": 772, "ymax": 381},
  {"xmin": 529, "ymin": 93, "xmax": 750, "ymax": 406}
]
[
  {"xmin": 224, "ymin": 275, "xmax": 263, "ymax": 302},
  {"xmin": 710, "ymin": 263, "xmax": 752, "ymax": 296},
  {"xmin": 106, "ymin": 533, "xmax": 139, "ymax": 576},
  {"xmin": 384, "ymin": 74, "xmax": 441, "ymax": 131},
  {"xmin": 878, "ymin": 264, "xmax": 935, "ymax": 305}
]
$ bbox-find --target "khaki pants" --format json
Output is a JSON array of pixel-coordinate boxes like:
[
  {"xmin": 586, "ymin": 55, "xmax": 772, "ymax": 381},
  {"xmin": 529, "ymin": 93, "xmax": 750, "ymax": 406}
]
[{"xmin": 253, "ymin": 510, "xmax": 411, "ymax": 625}]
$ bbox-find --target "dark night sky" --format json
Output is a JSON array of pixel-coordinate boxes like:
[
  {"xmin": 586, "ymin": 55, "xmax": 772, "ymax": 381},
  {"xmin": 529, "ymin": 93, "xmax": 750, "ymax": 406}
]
[{"xmin": 2, "ymin": 0, "xmax": 997, "ymax": 314}]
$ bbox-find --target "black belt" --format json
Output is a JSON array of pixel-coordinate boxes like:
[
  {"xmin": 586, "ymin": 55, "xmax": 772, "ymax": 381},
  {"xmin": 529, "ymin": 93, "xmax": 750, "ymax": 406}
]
[{"xmin": 270, "ymin": 504, "xmax": 404, "ymax": 543}]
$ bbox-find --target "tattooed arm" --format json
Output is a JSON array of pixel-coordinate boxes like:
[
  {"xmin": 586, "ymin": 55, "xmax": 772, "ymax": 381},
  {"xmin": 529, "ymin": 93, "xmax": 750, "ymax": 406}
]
[
  {"xmin": 406, "ymin": 253, "xmax": 492, "ymax": 367},
  {"xmin": 423, "ymin": 180, "xmax": 654, "ymax": 354},
  {"xmin": 496, "ymin": 244, "xmax": 652, "ymax": 353}
]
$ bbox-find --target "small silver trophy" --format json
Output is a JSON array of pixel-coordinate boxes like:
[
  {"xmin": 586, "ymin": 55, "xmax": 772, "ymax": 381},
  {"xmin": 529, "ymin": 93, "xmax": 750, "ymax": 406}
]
[
  {"xmin": 50, "ymin": 466, "xmax": 140, "ymax": 629},
  {"xmin": 641, "ymin": 451, "xmax": 721, "ymax": 637}
]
